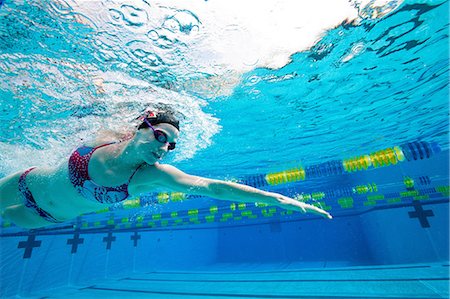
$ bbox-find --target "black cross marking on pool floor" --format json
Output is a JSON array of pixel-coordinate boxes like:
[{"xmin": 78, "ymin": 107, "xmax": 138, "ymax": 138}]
[
  {"xmin": 67, "ymin": 232, "xmax": 84, "ymax": 254},
  {"xmin": 18, "ymin": 234, "xmax": 42, "ymax": 259},
  {"xmin": 408, "ymin": 201, "xmax": 434, "ymax": 228},
  {"xmin": 103, "ymin": 232, "xmax": 116, "ymax": 250},
  {"xmin": 131, "ymin": 231, "xmax": 141, "ymax": 247}
]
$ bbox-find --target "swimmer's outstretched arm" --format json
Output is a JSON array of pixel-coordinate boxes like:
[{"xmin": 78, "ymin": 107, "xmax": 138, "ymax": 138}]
[{"xmin": 148, "ymin": 164, "xmax": 332, "ymax": 219}]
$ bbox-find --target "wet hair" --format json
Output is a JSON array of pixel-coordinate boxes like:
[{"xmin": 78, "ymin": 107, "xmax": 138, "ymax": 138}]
[{"xmin": 137, "ymin": 111, "xmax": 180, "ymax": 131}]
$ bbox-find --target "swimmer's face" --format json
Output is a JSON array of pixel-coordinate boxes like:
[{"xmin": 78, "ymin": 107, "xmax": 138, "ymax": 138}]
[{"xmin": 138, "ymin": 123, "xmax": 179, "ymax": 162}]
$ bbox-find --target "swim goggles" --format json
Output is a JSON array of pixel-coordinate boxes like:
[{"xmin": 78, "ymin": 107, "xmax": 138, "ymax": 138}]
[{"xmin": 143, "ymin": 118, "xmax": 176, "ymax": 150}]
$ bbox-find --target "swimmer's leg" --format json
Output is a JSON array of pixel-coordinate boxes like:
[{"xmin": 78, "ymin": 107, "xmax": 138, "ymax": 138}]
[
  {"xmin": 0, "ymin": 172, "xmax": 22, "ymax": 210},
  {"xmin": 2, "ymin": 204, "xmax": 52, "ymax": 229}
]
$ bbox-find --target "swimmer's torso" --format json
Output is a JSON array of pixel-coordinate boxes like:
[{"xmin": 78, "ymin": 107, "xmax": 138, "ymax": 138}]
[{"xmin": 25, "ymin": 142, "xmax": 153, "ymax": 222}]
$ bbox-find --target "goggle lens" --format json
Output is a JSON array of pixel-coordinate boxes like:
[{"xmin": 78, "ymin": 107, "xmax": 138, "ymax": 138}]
[{"xmin": 154, "ymin": 130, "xmax": 168, "ymax": 143}]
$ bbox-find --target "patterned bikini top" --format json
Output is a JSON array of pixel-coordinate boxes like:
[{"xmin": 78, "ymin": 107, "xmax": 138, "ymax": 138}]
[{"xmin": 68, "ymin": 143, "xmax": 144, "ymax": 204}]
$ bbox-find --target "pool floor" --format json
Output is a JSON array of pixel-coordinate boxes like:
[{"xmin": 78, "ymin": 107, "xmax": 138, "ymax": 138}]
[{"xmin": 29, "ymin": 262, "xmax": 449, "ymax": 299}]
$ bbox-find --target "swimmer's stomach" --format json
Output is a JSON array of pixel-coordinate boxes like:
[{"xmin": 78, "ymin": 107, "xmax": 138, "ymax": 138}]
[{"xmin": 26, "ymin": 164, "xmax": 109, "ymax": 222}]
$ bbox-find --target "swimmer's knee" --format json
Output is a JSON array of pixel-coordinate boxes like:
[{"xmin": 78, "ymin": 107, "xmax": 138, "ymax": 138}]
[
  {"xmin": 1, "ymin": 205, "xmax": 46, "ymax": 229},
  {"xmin": 0, "ymin": 174, "xmax": 22, "ymax": 209},
  {"xmin": 1, "ymin": 205, "xmax": 20, "ymax": 223}
]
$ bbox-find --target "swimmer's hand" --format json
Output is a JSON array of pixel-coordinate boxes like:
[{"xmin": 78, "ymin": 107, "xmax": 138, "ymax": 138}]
[{"xmin": 275, "ymin": 195, "xmax": 333, "ymax": 219}]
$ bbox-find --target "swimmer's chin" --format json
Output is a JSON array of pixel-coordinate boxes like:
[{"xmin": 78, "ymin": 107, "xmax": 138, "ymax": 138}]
[
  {"xmin": 142, "ymin": 153, "xmax": 161, "ymax": 165},
  {"xmin": 152, "ymin": 152, "xmax": 162, "ymax": 160}
]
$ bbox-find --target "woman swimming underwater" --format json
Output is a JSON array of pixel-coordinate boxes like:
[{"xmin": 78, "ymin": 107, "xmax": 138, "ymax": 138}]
[{"xmin": 0, "ymin": 111, "xmax": 332, "ymax": 229}]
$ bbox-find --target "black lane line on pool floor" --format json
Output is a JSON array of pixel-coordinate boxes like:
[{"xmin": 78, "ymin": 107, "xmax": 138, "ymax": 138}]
[
  {"xmin": 142, "ymin": 264, "xmax": 435, "ymax": 275},
  {"xmin": 119, "ymin": 277, "xmax": 450, "ymax": 283},
  {"xmin": 79, "ymin": 286, "xmax": 443, "ymax": 299}
]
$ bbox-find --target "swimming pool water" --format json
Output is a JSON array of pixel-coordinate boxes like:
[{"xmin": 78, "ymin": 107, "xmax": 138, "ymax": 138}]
[{"xmin": 0, "ymin": 0, "xmax": 449, "ymax": 298}]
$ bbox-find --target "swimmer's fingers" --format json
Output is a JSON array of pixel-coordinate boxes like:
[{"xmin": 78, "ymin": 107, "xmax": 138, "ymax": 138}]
[
  {"xmin": 277, "ymin": 196, "xmax": 332, "ymax": 219},
  {"xmin": 301, "ymin": 203, "xmax": 333, "ymax": 219}
]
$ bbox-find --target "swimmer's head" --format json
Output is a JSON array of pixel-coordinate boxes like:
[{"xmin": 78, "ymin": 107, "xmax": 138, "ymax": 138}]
[
  {"xmin": 135, "ymin": 110, "xmax": 180, "ymax": 162},
  {"xmin": 137, "ymin": 110, "xmax": 180, "ymax": 131}
]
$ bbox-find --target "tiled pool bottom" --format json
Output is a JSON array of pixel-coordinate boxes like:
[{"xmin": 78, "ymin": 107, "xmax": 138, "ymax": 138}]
[{"xmin": 28, "ymin": 262, "xmax": 449, "ymax": 299}]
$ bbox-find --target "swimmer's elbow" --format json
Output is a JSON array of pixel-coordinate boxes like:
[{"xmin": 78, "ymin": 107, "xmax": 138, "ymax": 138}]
[
  {"xmin": 185, "ymin": 177, "xmax": 221, "ymax": 198},
  {"xmin": 194, "ymin": 180, "xmax": 236, "ymax": 200}
]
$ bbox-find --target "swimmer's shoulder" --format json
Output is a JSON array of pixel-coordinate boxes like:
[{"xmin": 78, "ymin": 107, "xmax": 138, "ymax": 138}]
[
  {"xmin": 81, "ymin": 139, "xmax": 114, "ymax": 148},
  {"xmin": 79, "ymin": 130, "xmax": 133, "ymax": 149},
  {"xmin": 130, "ymin": 162, "xmax": 169, "ymax": 183},
  {"xmin": 128, "ymin": 163, "xmax": 162, "ymax": 194}
]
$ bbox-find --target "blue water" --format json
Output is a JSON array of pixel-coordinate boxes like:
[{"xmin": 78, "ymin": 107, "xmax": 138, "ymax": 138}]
[
  {"xmin": 0, "ymin": 0, "xmax": 449, "ymax": 298},
  {"xmin": 184, "ymin": 2, "xmax": 449, "ymax": 178}
]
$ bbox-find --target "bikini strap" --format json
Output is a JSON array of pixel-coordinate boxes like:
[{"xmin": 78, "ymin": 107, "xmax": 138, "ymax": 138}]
[
  {"xmin": 93, "ymin": 141, "xmax": 118, "ymax": 150},
  {"xmin": 128, "ymin": 163, "xmax": 146, "ymax": 183}
]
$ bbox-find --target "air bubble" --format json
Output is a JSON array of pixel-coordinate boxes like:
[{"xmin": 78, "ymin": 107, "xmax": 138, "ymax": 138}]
[
  {"xmin": 162, "ymin": 10, "xmax": 200, "ymax": 35},
  {"xmin": 146, "ymin": 30, "xmax": 159, "ymax": 41},
  {"xmin": 351, "ymin": 42, "xmax": 365, "ymax": 55}
]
